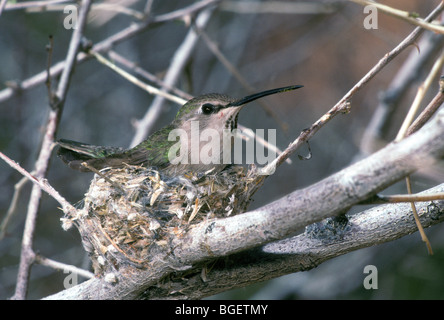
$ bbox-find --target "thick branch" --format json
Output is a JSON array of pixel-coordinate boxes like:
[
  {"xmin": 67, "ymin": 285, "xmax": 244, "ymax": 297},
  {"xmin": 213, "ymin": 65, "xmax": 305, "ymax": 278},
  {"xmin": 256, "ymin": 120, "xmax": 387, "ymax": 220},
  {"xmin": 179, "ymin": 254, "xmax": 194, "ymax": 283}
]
[
  {"xmin": 45, "ymin": 108, "xmax": 444, "ymax": 300},
  {"xmin": 141, "ymin": 183, "xmax": 444, "ymax": 299}
]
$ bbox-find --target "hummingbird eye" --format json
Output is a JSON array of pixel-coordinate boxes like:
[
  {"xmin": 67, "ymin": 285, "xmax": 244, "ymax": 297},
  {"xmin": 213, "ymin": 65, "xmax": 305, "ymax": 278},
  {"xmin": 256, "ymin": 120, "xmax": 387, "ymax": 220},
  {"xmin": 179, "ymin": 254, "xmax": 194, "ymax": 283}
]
[{"xmin": 201, "ymin": 103, "xmax": 216, "ymax": 115}]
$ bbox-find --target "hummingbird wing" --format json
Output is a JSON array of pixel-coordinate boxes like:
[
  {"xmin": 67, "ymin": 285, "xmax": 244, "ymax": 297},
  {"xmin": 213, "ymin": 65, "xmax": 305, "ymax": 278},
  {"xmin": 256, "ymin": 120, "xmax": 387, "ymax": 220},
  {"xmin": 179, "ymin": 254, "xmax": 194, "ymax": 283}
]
[
  {"xmin": 57, "ymin": 139, "xmax": 126, "ymax": 172},
  {"xmin": 118, "ymin": 125, "xmax": 178, "ymax": 170},
  {"xmin": 57, "ymin": 125, "xmax": 178, "ymax": 172}
]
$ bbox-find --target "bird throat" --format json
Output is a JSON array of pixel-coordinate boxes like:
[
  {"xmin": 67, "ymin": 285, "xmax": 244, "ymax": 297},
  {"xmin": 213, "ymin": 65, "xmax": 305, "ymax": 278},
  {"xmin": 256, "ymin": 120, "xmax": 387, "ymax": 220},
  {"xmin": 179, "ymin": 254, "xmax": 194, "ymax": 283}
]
[{"xmin": 225, "ymin": 112, "xmax": 239, "ymax": 131}]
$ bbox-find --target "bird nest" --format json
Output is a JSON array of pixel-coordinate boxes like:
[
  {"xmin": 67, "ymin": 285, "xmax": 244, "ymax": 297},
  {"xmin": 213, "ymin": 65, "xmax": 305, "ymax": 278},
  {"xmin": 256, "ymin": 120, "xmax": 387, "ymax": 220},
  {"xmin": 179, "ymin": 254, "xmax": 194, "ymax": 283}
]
[{"xmin": 62, "ymin": 164, "xmax": 263, "ymax": 277}]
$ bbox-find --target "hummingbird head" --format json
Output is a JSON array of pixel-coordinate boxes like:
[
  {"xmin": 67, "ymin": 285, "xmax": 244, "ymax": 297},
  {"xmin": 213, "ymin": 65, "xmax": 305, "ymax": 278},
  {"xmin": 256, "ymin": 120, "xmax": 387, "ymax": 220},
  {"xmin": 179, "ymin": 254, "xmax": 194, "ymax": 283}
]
[{"xmin": 174, "ymin": 85, "xmax": 303, "ymax": 131}]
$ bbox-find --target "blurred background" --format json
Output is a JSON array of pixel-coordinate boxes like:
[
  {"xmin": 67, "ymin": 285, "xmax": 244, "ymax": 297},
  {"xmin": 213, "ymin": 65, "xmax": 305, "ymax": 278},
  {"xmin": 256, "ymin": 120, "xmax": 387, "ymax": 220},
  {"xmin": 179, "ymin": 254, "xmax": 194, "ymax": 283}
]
[{"xmin": 1, "ymin": 0, "xmax": 443, "ymax": 299}]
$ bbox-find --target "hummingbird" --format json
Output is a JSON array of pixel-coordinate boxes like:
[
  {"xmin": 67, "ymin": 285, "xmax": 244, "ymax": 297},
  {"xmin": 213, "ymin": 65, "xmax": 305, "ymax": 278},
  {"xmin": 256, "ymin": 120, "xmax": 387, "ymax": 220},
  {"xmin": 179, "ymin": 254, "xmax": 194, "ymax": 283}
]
[{"xmin": 57, "ymin": 85, "xmax": 303, "ymax": 176}]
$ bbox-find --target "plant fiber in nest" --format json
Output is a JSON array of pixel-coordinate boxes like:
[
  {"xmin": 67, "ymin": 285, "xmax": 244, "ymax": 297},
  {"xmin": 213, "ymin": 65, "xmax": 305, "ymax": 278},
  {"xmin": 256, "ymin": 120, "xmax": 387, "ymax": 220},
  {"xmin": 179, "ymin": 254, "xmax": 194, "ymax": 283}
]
[{"xmin": 62, "ymin": 164, "xmax": 264, "ymax": 276}]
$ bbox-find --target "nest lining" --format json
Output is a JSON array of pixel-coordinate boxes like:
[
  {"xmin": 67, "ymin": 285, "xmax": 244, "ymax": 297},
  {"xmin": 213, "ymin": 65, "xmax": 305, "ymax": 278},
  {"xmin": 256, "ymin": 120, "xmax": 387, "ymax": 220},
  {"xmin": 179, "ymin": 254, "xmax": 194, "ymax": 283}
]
[{"xmin": 63, "ymin": 164, "xmax": 261, "ymax": 275}]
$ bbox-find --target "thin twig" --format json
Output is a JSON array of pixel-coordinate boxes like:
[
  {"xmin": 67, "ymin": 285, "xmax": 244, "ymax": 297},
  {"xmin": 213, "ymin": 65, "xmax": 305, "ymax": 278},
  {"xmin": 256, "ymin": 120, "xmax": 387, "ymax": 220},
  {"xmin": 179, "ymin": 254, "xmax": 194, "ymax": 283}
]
[
  {"xmin": 91, "ymin": 51, "xmax": 186, "ymax": 105},
  {"xmin": 392, "ymin": 53, "xmax": 444, "ymax": 257},
  {"xmin": 81, "ymin": 162, "xmax": 126, "ymax": 194},
  {"xmin": 35, "ymin": 254, "xmax": 94, "ymax": 279},
  {"xmin": 396, "ymin": 51, "xmax": 444, "ymax": 141},
  {"xmin": 0, "ymin": 0, "xmax": 8, "ymax": 16},
  {"xmin": 220, "ymin": 1, "xmax": 337, "ymax": 14},
  {"xmin": 45, "ymin": 35, "xmax": 55, "ymax": 106},
  {"xmin": 107, "ymin": 50, "xmax": 193, "ymax": 100},
  {"xmin": 376, "ymin": 192, "xmax": 444, "ymax": 203},
  {"xmin": 406, "ymin": 76, "xmax": 444, "ymax": 137},
  {"xmin": 360, "ymin": 31, "xmax": 444, "ymax": 154},
  {"xmin": 2, "ymin": 0, "xmax": 71, "ymax": 11},
  {"xmin": 406, "ymin": 176, "xmax": 433, "ymax": 255},
  {"xmin": 0, "ymin": 151, "xmax": 76, "ymax": 216},
  {"xmin": 0, "ymin": 176, "xmax": 31, "ymax": 240}
]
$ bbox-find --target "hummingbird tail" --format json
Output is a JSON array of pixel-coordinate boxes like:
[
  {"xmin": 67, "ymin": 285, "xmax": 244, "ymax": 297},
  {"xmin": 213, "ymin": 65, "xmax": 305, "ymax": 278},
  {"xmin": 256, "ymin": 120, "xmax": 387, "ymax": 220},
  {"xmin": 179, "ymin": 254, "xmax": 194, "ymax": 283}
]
[{"xmin": 56, "ymin": 139, "xmax": 126, "ymax": 172}]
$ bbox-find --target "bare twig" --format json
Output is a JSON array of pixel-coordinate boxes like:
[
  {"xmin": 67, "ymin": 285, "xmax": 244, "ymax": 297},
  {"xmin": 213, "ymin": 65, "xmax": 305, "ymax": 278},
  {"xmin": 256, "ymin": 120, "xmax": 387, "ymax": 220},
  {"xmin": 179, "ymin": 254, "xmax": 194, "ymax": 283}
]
[
  {"xmin": 376, "ymin": 192, "xmax": 444, "ymax": 203},
  {"xmin": 107, "ymin": 50, "xmax": 193, "ymax": 100},
  {"xmin": 391, "ymin": 58, "xmax": 444, "ymax": 257},
  {"xmin": 406, "ymin": 176, "xmax": 433, "ymax": 254},
  {"xmin": 91, "ymin": 51, "xmax": 187, "ymax": 105},
  {"xmin": 2, "ymin": 0, "xmax": 71, "ymax": 11},
  {"xmin": 406, "ymin": 76, "xmax": 444, "ymax": 137},
  {"xmin": 0, "ymin": 0, "xmax": 8, "ymax": 16},
  {"xmin": 360, "ymin": 31, "xmax": 444, "ymax": 154},
  {"xmin": 34, "ymin": 254, "xmax": 94, "ymax": 279},
  {"xmin": 396, "ymin": 51, "xmax": 444, "ymax": 141},
  {"xmin": 0, "ymin": 176, "xmax": 31, "ymax": 240},
  {"xmin": 393, "ymin": 50, "xmax": 444, "ymax": 255},
  {"xmin": 220, "ymin": 1, "xmax": 338, "ymax": 15}
]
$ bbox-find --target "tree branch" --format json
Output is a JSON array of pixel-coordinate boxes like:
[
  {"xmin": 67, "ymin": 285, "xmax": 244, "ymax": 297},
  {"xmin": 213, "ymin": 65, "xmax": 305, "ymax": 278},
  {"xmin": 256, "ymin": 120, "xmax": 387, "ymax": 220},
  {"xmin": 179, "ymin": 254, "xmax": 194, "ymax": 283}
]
[
  {"xmin": 140, "ymin": 183, "xmax": 444, "ymax": 299},
  {"xmin": 44, "ymin": 107, "xmax": 444, "ymax": 300}
]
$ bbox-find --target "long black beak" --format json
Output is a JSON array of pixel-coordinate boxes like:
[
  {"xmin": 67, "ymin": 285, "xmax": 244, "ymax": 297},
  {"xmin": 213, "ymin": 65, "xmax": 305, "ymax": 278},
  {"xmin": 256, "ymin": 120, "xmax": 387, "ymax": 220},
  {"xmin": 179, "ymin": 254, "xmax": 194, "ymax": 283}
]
[{"xmin": 226, "ymin": 85, "xmax": 303, "ymax": 107}]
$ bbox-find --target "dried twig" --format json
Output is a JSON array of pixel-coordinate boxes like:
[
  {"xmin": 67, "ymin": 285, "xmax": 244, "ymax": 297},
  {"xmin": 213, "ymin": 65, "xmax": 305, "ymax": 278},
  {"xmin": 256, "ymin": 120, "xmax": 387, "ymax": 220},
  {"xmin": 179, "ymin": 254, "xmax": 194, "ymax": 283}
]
[
  {"xmin": 107, "ymin": 50, "xmax": 193, "ymax": 100},
  {"xmin": 375, "ymin": 192, "xmax": 444, "ymax": 203},
  {"xmin": 0, "ymin": 152, "xmax": 75, "ymax": 214},
  {"xmin": 220, "ymin": 1, "xmax": 337, "ymax": 15},
  {"xmin": 91, "ymin": 51, "xmax": 186, "ymax": 105},
  {"xmin": 396, "ymin": 51, "xmax": 444, "ymax": 141},
  {"xmin": 406, "ymin": 76, "xmax": 444, "ymax": 137},
  {"xmin": 2, "ymin": 0, "xmax": 71, "ymax": 12},
  {"xmin": 0, "ymin": 176, "xmax": 31, "ymax": 240},
  {"xmin": 360, "ymin": 31, "xmax": 444, "ymax": 154},
  {"xmin": 34, "ymin": 254, "xmax": 94, "ymax": 279},
  {"xmin": 393, "ymin": 51, "xmax": 444, "ymax": 255}
]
